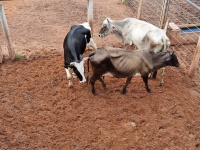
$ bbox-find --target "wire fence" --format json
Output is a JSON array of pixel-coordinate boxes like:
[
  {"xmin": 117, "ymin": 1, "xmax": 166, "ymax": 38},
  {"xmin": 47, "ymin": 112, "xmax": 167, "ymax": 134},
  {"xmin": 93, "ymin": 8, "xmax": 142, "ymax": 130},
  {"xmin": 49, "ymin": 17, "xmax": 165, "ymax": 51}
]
[{"xmin": 127, "ymin": 0, "xmax": 200, "ymax": 78}]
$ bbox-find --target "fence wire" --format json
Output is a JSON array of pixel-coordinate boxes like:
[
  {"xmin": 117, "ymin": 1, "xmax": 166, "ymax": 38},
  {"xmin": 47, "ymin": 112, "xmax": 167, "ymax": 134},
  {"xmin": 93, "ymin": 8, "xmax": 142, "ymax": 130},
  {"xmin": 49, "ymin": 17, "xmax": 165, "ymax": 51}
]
[{"xmin": 128, "ymin": 0, "xmax": 200, "ymax": 78}]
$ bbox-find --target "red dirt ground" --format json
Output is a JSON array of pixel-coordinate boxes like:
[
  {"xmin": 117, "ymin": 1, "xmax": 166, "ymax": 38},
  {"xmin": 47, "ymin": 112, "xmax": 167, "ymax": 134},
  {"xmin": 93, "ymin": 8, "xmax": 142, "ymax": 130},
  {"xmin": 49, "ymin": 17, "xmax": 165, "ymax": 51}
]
[{"xmin": 0, "ymin": 0, "xmax": 200, "ymax": 149}]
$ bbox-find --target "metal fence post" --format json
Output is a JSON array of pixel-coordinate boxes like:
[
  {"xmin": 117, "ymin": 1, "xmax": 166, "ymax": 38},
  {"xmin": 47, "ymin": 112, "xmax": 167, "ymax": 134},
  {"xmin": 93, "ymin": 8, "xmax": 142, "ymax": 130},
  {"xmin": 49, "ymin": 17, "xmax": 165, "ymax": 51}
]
[
  {"xmin": 137, "ymin": 0, "xmax": 143, "ymax": 19},
  {"xmin": 0, "ymin": 44, "xmax": 3, "ymax": 63},
  {"xmin": 87, "ymin": 0, "xmax": 93, "ymax": 36},
  {"xmin": 0, "ymin": 3, "xmax": 15, "ymax": 60},
  {"xmin": 160, "ymin": 0, "xmax": 170, "ymax": 29}
]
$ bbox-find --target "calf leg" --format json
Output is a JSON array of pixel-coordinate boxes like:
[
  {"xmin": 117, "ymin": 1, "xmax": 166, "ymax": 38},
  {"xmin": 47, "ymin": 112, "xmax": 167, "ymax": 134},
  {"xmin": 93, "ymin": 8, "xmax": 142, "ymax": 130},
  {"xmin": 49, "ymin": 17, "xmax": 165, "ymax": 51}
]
[
  {"xmin": 122, "ymin": 76, "xmax": 133, "ymax": 94},
  {"xmin": 151, "ymin": 70, "xmax": 157, "ymax": 79},
  {"xmin": 142, "ymin": 75, "xmax": 152, "ymax": 93},
  {"xmin": 98, "ymin": 77, "xmax": 106, "ymax": 89},
  {"xmin": 90, "ymin": 75, "xmax": 99, "ymax": 95},
  {"xmin": 90, "ymin": 75, "xmax": 107, "ymax": 95},
  {"xmin": 159, "ymin": 67, "xmax": 165, "ymax": 86},
  {"xmin": 65, "ymin": 68, "xmax": 73, "ymax": 88}
]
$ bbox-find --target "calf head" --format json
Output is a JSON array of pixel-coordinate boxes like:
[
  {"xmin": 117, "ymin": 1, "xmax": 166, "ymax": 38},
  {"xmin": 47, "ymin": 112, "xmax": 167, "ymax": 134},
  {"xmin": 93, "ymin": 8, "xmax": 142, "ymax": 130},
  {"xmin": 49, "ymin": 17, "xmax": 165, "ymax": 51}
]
[
  {"xmin": 99, "ymin": 17, "xmax": 116, "ymax": 38},
  {"xmin": 70, "ymin": 58, "xmax": 88, "ymax": 83},
  {"xmin": 166, "ymin": 52, "xmax": 180, "ymax": 67}
]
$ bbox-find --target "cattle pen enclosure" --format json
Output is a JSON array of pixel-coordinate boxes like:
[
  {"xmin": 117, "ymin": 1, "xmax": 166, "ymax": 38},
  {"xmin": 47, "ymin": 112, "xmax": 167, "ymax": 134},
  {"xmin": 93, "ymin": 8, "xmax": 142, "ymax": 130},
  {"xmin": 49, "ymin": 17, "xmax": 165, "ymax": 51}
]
[{"xmin": 0, "ymin": 0, "xmax": 200, "ymax": 149}]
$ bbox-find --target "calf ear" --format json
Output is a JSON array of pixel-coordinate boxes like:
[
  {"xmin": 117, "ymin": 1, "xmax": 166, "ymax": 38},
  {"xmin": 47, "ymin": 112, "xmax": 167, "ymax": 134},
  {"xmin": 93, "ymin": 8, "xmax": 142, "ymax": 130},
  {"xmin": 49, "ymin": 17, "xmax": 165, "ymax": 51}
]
[{"xmin": 106, "ymin": 18, "xmax": 110, "ymax": 24}]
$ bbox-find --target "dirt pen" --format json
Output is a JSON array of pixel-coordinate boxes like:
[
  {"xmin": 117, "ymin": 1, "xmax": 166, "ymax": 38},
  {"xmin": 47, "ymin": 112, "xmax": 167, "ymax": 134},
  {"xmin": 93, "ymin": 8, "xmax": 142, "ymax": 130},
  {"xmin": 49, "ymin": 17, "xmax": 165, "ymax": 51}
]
[{"xmin": 0, "ymin": 0, "xmax": 200, "ymax": 149}]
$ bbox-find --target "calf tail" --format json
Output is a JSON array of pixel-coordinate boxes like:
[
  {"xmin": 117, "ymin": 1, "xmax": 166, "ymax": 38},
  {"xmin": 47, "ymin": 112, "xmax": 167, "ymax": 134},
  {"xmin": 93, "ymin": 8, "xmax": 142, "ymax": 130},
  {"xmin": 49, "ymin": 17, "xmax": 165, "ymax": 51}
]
[
  {"xmin": 87, "ymin": 51, "xmax": 96, "ymax": 83},
  {"xmin": 87, "ymin": 57, "xmax": 90, "ymax": 84}
]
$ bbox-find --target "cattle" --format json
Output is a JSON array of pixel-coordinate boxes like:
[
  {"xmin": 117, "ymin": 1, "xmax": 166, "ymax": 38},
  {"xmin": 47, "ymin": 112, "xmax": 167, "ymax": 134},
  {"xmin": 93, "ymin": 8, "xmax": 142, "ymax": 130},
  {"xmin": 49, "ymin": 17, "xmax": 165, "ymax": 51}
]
[
  {"xmin": 89, "ymin": 48, "xmax": 180, "ymax": 95},
  {"xmin": 98, "ymin": 17, "xmax": 171, "ymax": 85},
  {"xmin": 64, "ymin": 22, "xmax": 97, "ymax": 88},
  {"xmin": 99, "ymin": 17, "xmax": 170, "ymax": 51}
]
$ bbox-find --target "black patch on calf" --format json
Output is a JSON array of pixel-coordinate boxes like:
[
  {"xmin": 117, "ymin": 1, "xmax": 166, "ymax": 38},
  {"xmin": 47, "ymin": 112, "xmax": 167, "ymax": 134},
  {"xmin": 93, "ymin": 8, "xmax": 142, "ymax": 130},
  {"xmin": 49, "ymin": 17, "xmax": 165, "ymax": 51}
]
[
  {"xmin": 64, "ymin": 24, "xmax": 91, "ymax": 65},
  {"xmin": 63, "ymin": 23, "xmax": 92, "ymax": 82},
  {"xmin": 73, "ymin": 67, "xmax": 83, "ymax": 81}
]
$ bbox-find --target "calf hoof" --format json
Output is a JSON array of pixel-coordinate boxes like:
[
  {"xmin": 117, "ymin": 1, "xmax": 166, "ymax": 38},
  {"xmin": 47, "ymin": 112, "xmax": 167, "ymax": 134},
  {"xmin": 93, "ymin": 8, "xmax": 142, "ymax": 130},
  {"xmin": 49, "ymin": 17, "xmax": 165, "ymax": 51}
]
[
  {"xmin": 159, "ymin": 82, "xmax": 164, "ymax": 86},
  {"xmin": 68, "ymin": 80, "xmax": 73, "ymax": 88},
  {"xmin": 92, "ymin": 89, "xmax": 96, "ymax": 95},
  {"xmin": 68, "ymin": 83, "xmax": 73, "ymax": 88},
  {"xmin": 121, "ymin": 89, "xmax": 127, "ymax": 94},
  {"xmin": 146, "ymin": 88, "xmax": 152, "ymax": 93}
]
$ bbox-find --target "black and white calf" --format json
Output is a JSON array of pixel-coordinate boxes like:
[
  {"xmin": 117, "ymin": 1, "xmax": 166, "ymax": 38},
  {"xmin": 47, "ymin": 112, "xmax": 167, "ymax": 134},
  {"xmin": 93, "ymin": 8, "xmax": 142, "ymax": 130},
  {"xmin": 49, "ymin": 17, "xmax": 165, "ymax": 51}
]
[{"xmin": 64, "ymin": 22, "xmax": 97, "ymax": 87}]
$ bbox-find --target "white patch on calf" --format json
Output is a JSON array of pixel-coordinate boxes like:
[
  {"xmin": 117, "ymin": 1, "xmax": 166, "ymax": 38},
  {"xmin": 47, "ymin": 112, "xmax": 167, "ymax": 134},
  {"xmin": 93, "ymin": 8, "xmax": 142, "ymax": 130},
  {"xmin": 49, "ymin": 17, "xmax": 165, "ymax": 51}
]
[
  {"xmin": 70, "ymin": 60, "xmax": 86, "ymax": 83},
  {"xmin": 80, "ymin": 22, "xmax": 91, "ymax": 31},
  {"xmin": 103, "ymin": 72, "xmax": 141, "ymax": 77},
  {"xmin": 81, "ymin": 22, "xmax": 97, "ymax": 50},
  {"xmin": 87, "ymin": 38, "xmax": 97, "ymax": 49},
  {"xmin": 103, "ymin": 72, "xmax": 114, "ymax": 77},
  {"xmin": 135, "ymin": 73, "xmax": 141, "ymax": 76}
]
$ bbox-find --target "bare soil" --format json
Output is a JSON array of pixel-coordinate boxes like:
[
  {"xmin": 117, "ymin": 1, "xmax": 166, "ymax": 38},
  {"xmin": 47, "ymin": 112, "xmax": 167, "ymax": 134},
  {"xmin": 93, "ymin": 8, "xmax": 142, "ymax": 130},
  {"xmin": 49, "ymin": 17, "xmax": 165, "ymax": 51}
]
[{"xmin": 0, "ymin": 0, "xmax": 200, "ymax": 149}]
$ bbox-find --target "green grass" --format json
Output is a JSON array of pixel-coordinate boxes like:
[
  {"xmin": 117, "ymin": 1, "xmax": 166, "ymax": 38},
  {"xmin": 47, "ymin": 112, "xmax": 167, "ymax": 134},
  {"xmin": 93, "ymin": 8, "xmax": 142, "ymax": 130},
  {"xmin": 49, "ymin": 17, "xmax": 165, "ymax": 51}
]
[{"xmin": 15, "ymin": 53, "xmax": 22, "ymax": 60}]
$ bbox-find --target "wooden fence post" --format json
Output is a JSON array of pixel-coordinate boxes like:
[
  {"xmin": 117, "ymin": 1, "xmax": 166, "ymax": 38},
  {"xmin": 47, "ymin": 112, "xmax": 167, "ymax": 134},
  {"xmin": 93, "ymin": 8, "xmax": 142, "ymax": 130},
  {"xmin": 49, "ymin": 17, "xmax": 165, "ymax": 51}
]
[
  {"xmin": 160, "ymin": 0, "xmax": 170, "ymax": 29},
  {"xmin": 0, "ymin": 3, "xmax": 15, "ymax": 60},
  {"xmin": 87, "ymin": 0, "xmax": 93, "ymax": 36},
  {"xmin": 0, "ymin": 44, "xmax": 3, "ymax": 63},
  {"xmin": 137, "ymin": 0, "xmax": 143, "ymax": 19},
  {"xmin": 188, "ymin": 37, "xmax": 200, "ymax": 77}
]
